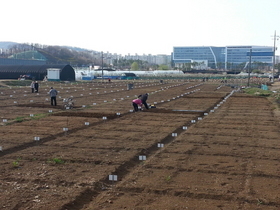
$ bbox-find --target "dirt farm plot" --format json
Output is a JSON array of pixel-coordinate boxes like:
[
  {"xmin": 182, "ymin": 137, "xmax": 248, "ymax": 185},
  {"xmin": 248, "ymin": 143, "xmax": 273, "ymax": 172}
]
[{"xmin": 0, "ymin": 80, "xmax": 279, "ymax": 210}]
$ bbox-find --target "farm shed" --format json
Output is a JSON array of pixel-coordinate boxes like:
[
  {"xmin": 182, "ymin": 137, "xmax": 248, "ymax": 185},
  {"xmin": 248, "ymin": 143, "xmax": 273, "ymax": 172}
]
[{"xmin": 0, "ymin": 64, "xmax": 75, "ymax": 81}]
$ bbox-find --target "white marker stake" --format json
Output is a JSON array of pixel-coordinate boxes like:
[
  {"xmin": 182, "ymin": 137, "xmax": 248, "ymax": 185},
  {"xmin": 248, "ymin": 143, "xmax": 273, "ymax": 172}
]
[
  {"xmin": 157, "ymin": 143, "xmax": 164, "ymax": 148},
  {"xmin": 139, "ymin": 155, "xmax": 147, "ymax": 160},
  {"xmin": 34, "ymin": 137, "xmax": 40, "ymax": 141},
  {"xmin": 109, "ymin": 175, "xmax": 118, "ymax": 181}
]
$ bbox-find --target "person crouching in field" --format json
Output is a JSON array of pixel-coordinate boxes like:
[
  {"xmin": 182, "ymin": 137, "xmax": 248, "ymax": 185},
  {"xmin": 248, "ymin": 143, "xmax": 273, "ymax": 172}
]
[
  {"xmin": 132, "ymin": 97, "xmax": 142, "ymax": 112},
  {"xmin": 139, "ymin": 93, "xmax": 149, "ymax": 110}
]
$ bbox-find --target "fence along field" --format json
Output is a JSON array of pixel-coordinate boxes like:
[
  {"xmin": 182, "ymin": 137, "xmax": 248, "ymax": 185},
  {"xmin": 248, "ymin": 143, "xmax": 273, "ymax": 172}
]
[{"xmin": 0, "ymin": 79, "xmax": 279, "ymax": 210}]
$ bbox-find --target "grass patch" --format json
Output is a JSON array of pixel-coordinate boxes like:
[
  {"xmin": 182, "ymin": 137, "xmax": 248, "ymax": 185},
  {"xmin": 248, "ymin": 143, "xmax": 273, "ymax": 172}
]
[
  {"xmin": 12, "ymin": 157, "xmax": 22, "ymax": 168},
  {"xmin": 31, "ymin": 113, "xmax": 49, "ymax": 120},
  {"xmin": 14, "ymin": 116, "xmax": 25, "ymax": 122},
  {"xmin": 48, "ymin": 158, "xmax": 65, "ymax": 164},
  {"xmin": 3, "ymin": 113, "xmax": 49, "ymax": 126},
  {"xmin": 165, "ymin": 175, "xmax": 171, "ymax": 182},
  {"xmin": 243, "ymin": 88, "xmax": 272, "ymax": 96}
]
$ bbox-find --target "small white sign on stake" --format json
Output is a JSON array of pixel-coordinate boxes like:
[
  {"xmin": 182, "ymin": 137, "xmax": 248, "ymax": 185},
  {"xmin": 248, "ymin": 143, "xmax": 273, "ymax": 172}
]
[
  {"xmin": 63, "ymin": 127, "xmax": 68, "ymax": 131},
  {"xmin": 139, "ymin": 155, "xmax": 146, "ymax": 160},
  {"xmin": 82, "ymin": 105, "xmax": 86, "ymax": 108},
  {"xmin": 30, "ymin": 100, "xmax": 33, "ymax": 102},
  {"xmin": 191, "ymin": 120, "xmax": 196, "ymax": 123},
  {"xmin": 49, "ymin": 110, "xmax": 53, "ymax": 113},
  {"xmin": 204, "ymin": 113, "xmax": 208, "ymax": 116},
  {"xmin": 85, "ymin": 122, "xmax": 89, "ymax": 125},
  {"xmin": 34, "ymin": 137, "xmax": 40, "ymax": 141},
  {"xmin": 172, "ymin": 133, "xmax": 177, "ymax": 137},
  {"xmin": 3, "ymin": 119, "xmax": 7, "ymax": 122},
  {"xmin": 102, "ymin": 116, "xmax": 107, "ymax": 120},
  {"xmin": 116, "ymin": 113, "xmax": 121, "ymax": 116},
  {"xmin": 183, "ymin": 126, "xmax": 188, "ymax": 130},
  {"xmin": 93, "ymin": 103, "xmax": 96, "ymax": 105},
  {"xmin": 30, "ymin": 114, "xmax": 34, "ymax": 117},
  {"xmin": 198, "ymin": 117, "xmax": 202, "ymax": 120},
  {"xmin": 157, "ymin": 143, "xmax": 164, "ymax": 148},
  {"xmin": 109, "ymin": 175, "xmax": 118, "ymax": 181}
]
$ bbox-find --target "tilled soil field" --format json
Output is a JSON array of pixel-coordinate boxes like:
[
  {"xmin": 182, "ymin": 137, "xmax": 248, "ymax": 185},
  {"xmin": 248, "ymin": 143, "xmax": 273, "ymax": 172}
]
[{"xmin": 0, "ymin": 80, "xmax": 279, "ymax": 210}]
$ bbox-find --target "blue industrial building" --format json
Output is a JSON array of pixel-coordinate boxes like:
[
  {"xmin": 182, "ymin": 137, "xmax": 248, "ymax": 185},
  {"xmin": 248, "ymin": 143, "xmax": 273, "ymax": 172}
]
[{"xmin": 172, "ymin": 45, "xmax": 275, "ymax": 70}]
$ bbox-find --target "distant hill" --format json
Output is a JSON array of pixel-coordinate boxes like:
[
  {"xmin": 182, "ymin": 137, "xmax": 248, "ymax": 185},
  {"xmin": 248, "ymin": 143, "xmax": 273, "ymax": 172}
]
[
  {"xmin": 0, "ymin": 41, "xmax": 18, "ymax": 49},
  {"xmin": 0, "ymin": 41, "xmax": 96, "ymax": 53},
  {"xmin": 62, "ymin": 45, "xmax": 97, "ymax": 53},
  {"xmin": 0, "ymin": 41, "xmax": 101, "ymax": 66}
]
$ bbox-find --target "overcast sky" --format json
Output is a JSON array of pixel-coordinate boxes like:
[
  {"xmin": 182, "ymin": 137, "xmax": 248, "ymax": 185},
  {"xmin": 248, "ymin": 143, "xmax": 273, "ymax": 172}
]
[{"xmin": 2, "ymin": 0, "xmax": 280, "ymax": 55}]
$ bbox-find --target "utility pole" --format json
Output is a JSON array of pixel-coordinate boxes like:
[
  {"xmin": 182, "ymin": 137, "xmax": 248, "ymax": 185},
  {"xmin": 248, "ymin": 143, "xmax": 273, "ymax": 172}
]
[
  {"xmin": 247, "ymin": 49, "xmax": 252, "ymax": 87},
  {"xmin": 101, "ymin": 51, "xmax": 104, "ymax": 82},
  {"xmin": 272, "ymin": 31, "xmax": 279, "ymax": 83}
]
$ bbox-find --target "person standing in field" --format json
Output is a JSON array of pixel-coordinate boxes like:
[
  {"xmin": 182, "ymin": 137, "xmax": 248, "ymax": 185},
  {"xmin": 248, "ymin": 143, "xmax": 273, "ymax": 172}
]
[
  {"xmin": 139, "ymin": 93, "xmax": 149, "ymax": 110},
  {"xmin": 34, "ymin": 81, "xmax": 39, "ymax": 93},
  {"xmin": 49, "ymin": 87, "xmax": 58, "ymax": 106},
  {"xmin": 132, "ymin": 97, "xmax": 142, "ymax": 112},
  {"xmin": 30, "ymin": 81, "xmax": 35, "ymax": 93}
]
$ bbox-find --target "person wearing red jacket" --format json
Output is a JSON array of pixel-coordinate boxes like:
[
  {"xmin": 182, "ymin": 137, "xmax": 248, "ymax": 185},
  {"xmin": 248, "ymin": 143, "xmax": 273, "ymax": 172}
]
[{"xmin": 132, "ymin": 98, "xmax": 142, "ymax": 112}]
